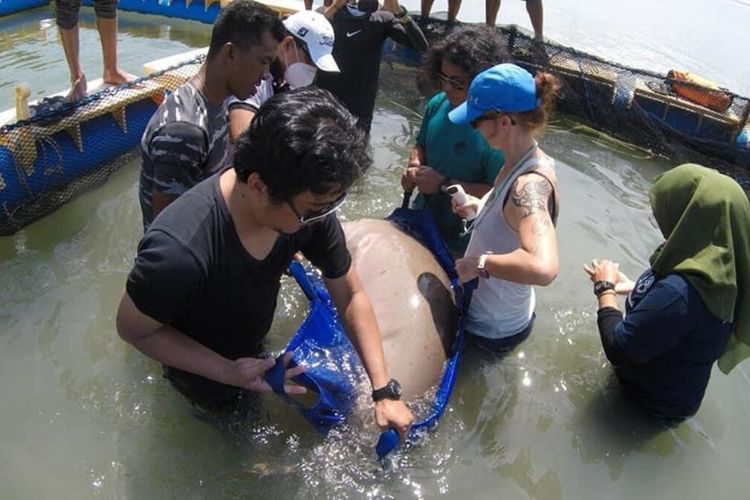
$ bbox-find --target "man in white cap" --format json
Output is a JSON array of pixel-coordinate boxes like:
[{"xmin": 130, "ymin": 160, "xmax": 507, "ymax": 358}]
[{"xmin": 228, "ymin": 10, "xmax": 340, "ymax": 141}]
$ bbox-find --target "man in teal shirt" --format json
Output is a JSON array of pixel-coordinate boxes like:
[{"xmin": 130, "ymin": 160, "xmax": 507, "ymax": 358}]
[{"xmin": 402, "ymin": 25, "xmax": 506, "ymax": 255}]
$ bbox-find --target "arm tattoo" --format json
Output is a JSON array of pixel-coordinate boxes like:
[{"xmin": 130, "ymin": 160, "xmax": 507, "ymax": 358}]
[{"xmin": 510, "ymin": 176, "xmax": 553, "ymax": 234}]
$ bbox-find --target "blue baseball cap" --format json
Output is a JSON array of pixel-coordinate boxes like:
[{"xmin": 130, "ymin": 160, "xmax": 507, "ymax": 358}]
[{"xmin": 448, "ymin": 64, "xmax": 540, "ymax": 125}]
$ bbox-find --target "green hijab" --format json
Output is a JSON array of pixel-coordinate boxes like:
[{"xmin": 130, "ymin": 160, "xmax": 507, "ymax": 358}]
[{"xmin": 649, "ymin": 164, "xmax": 750, "ymax": 374}]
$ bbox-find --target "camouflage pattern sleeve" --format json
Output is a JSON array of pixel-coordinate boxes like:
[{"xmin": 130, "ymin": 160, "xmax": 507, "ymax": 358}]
[{"xmin": 146, "ymin": 121, "xmax": 208, "ymax": 197}]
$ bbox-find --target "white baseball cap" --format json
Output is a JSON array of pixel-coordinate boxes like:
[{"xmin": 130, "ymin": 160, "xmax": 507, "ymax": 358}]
[{"xmin": 282, "ymin": 11, "xmax": 339, "ymax": 73}]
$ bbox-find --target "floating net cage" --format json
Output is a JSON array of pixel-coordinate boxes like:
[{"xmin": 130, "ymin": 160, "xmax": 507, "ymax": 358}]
[
  {"xmin": 2, "ymin": 16, "xmax": 749, "ymax": 236},
  {"xmin": 0, "ymin": 55, "xmax": 204, "ymax": 236},
  {"xmin": 414, "ymin": 19, "xmax": 750, "ymax": 186}
]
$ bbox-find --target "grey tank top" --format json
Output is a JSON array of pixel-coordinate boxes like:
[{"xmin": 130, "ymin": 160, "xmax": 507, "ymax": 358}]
[{"xmin": 464, "ymin": 150, "xmax": 557, "ymax": 339}]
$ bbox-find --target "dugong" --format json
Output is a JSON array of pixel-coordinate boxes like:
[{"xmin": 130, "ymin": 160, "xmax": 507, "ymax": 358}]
[{"xmin": 343, "ymin": 219, "xmax": 458, "ymax": 401}]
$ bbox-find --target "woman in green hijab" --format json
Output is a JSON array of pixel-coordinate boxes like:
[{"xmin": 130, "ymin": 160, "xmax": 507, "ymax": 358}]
[{"xmin": 583, "ymin": 163, "xmax": 750, "ymax": 419}]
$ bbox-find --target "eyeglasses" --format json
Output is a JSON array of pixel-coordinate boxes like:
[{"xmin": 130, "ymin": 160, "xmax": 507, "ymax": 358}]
[
  {"xmin": 286, "ymin": 191, "xmax": 347, "ymax": 225},
  {"xmin": 436, "ymin": 71, "xmax": 466, "ymax": 91},
  {"xmin": 470, "ymin": 112, "xmax": 516, "ymax": 129}
]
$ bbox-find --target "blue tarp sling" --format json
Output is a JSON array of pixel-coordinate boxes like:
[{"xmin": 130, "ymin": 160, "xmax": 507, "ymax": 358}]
[
  {"xmin": 264, "ymin": 208, "xmax": 476, "ymax": 458},
  {"xmin": 262, "ymin": 261, "xmax": 363, "ymax": 432}
]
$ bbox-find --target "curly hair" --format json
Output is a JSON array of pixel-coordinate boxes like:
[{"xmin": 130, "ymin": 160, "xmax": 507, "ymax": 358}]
[
  {"xmin": 233, "ymin": 87, "xmax": 372, "ymax": 203},
  {"xmin": 420, "ymin": 25, "xmax": 510, "ymax": 91}
]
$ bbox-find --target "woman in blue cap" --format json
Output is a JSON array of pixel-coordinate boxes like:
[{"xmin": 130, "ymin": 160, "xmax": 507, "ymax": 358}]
[{"xmin": 448, "ymin": 63, "xmax": 561, "ymax": 352}]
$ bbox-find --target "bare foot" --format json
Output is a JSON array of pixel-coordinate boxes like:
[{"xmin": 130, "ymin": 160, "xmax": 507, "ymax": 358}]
[
  {"xmin": 103, "ymin": 68, "xmax": 137, "ymax": 86},
  {"xmin": 66, "ymin": 73, "xmax": 88, "ymax": 102},
  {"xmin": 530, "ymin": 38, "xmax": 548, "ymax": 64}
]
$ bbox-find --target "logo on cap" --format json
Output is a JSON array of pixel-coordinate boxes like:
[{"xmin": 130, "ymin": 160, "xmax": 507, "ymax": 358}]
[
  {"xmin": 297, "ymin": 27, "xmax": 309, "ymax": 37},
  {"xmin": 320, "ymin": 35, "xmax": 334, "ymax": 47}
]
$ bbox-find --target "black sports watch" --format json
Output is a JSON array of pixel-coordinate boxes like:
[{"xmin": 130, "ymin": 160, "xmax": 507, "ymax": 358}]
[
  {"xmin": 593, "ymin": 280, "xmax": 616, "ymax": 297},
  {"xmin": 372, "ymin": 378, "xmax": 402, "ymax": 402}
]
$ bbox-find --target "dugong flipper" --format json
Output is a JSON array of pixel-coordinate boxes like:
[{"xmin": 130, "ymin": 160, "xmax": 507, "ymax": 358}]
[{"xmin": 343, "ymin": 219, "xmax": 458, "ymax": 401}]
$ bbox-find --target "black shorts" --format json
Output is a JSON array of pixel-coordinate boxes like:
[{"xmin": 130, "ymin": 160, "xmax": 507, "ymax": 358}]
[
  {"xmin": 163, "ymin": 365, "xmax": 259, "ymax": 414},
  {"xmin": 465, "ymin": 312, "xmax": 536, "ymax": 354},
  {"xmin": 56, "ymin": 0, "xmax": 117, "ymax": 30}
]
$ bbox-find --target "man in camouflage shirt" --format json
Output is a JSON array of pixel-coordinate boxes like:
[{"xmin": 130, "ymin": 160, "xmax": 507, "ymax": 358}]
[{"xmin": 139, "ymin": 0, "xmax": 284, "ymax": 230}]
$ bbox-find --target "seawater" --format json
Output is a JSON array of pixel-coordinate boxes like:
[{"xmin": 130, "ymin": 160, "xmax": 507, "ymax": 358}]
[{"xmin": 1, "ymin": 3, "xmax": 750, "ymax": 499}]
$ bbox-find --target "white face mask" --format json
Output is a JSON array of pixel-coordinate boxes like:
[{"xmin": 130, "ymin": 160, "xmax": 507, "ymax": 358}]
[
  {"xmin": 285, "ymin": 62, "xmax": 317, "ymax": 89},
  {"xmin": 283, "ymin": 42, "xmax": 317, "ymax": 89}
]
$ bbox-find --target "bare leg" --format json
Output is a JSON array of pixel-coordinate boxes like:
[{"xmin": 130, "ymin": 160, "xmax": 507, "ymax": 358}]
[
  {"xmin": 526, "ymin": 0, "xmax": 544, "ymax": 40},
  {"xmin": 486, "ymin": 0, "xmax": 501, "ymax": 27},
  {"xmin": 447, "ymin": 0, "xmax": 462, "ymax": 21},
  {"xmin": 59, "ymin": 25, "xmax": 87, "ymax": 101},
  {"xmin": 97, "ymin": 16, "xmax": 136, "ymax": 86},
  {"xmin": 421, "ymin": 0, "xmax": 435, "ymax": 18}
]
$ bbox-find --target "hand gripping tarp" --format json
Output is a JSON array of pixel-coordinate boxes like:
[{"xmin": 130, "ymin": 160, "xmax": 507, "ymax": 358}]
[{"xmin": 264, "ymin": 208, "xmax": 476, "ymax": 458}]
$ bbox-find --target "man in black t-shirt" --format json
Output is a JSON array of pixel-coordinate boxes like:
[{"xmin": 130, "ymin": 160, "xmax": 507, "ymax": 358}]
[
  {"xmin": 117, "ymin": 87, "xmax": 414, "ymax": 439},
  {"xmin": 316, "ymin": 0, "xmax": 428, "ymax": 132}
]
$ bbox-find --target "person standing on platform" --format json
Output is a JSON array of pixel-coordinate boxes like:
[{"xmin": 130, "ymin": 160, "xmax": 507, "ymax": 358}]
[
  {"xmin": 486, "ymin": 0, "xmax": 543, "ymax": 41},
  {"xmin": 419, "ymin": 0, "xmax": 462, "ymax": 25},
  {"xmin": 55, "ymin": 0, "xmax": 136, "ymax": 101}
]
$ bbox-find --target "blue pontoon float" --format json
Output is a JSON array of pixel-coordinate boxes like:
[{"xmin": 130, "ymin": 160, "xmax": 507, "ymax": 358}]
[
  {"xmin": 81, "ymin": 0, "xmax": 298, "ymax": 23},
  {"xmin": 0, "ymin": 55, "xmax": 203, "ymax": 235},
  {"xmin": 0, "ymin": 0, "xmax": 49, "ymax": 18}
]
